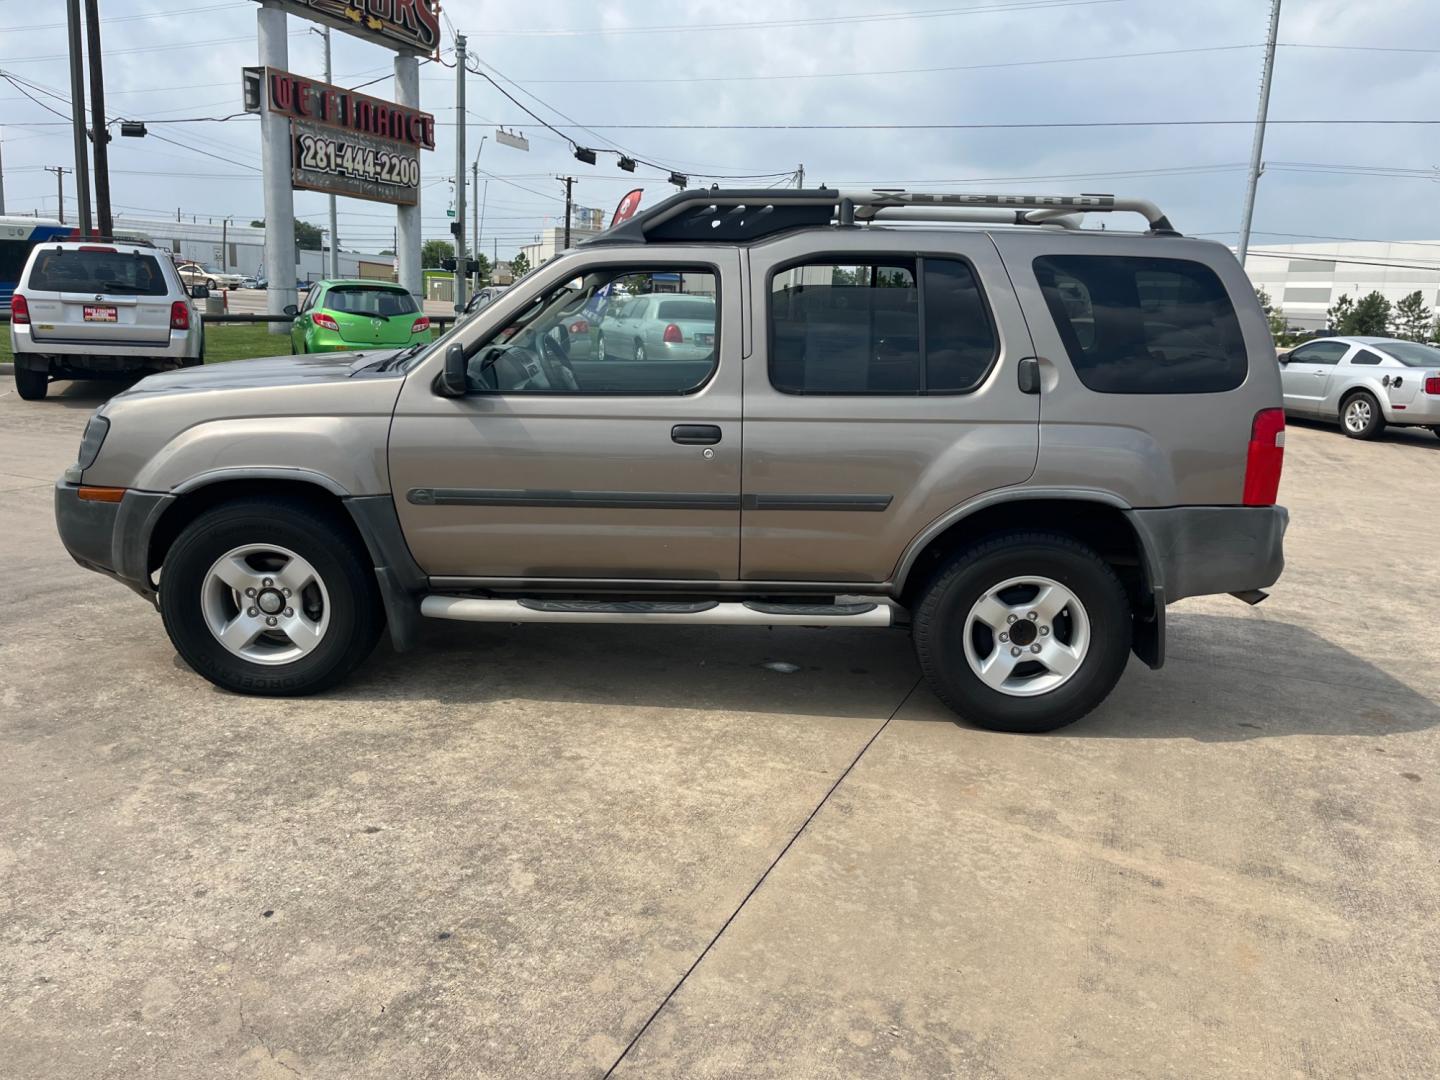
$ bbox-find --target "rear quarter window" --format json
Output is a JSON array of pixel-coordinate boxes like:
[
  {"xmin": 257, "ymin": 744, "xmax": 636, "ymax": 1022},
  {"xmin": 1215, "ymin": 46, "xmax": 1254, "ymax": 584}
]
[
  {"xmin": 1032, "ymin": 254, "xmax": 1247, "ymax": 394},
  {"xmin": 28, "ymin": 250, "xmax": 170, "ymax": 296}
]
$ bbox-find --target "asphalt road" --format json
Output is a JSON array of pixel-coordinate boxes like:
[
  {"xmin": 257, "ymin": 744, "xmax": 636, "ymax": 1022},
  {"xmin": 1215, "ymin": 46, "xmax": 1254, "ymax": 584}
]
[{"xmin": 3, "ymin": 379, "xmax": 1438, "ymax": 1079}]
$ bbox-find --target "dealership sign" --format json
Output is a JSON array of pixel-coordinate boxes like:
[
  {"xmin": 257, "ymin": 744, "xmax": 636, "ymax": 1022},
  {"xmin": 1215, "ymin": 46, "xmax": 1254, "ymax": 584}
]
[
  {"xmin": 252, "ymin": 1, "xmax": 441, "ymax": 54},
  {"xmin": 245, "ymin": 67, "xmax": 432, "ymax": 206}
]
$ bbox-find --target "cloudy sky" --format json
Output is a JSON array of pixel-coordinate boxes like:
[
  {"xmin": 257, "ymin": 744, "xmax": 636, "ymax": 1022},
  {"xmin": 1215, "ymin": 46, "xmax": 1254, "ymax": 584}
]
[{"xmin": 3, "ymin": 0, "xmax": 1438, "ymax": 264}]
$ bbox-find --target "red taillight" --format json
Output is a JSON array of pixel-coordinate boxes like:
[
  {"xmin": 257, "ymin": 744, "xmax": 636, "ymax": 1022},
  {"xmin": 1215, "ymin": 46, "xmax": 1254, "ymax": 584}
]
[
  {"xmin": 312, "ymin": 312, "xmax": 339, "ymax": 331},
  {"xmin": 410, "ymin": 316, "xmax": 430, "ymax": 334},
  {"xmin": 568, "ymin": 318, "xmax": 588, "ymax": 334},
  {"xmin": 662, "ymin": 322, "xmax": 684, "ymax": 344},
  {"xmin": 1425, "ymin": 375, "xmax": 1440, "ymax": 395},
  {"xmin": 10, "ymin": 294, "xmax": 30, "ymax": 325},
  {"xmin": 169, "ymin": 301, "xmax": 190, "ymax": 330},
  {"xmin": 1243, "ymin": 408, "xmax": 1285, "ymax": 507}
]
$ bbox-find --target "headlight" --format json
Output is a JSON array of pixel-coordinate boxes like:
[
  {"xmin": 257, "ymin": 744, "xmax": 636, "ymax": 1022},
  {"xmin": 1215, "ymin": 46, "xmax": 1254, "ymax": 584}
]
[{"xmin": 76, "ymin": 414, "xmax": 110, "ymax": 470}]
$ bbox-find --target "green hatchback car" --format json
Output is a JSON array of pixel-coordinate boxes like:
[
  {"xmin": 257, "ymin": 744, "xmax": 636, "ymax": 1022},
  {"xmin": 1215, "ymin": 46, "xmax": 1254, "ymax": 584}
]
[{"xmin": 287, "ymin": 280, "xmax": 430, "ymax": 354}]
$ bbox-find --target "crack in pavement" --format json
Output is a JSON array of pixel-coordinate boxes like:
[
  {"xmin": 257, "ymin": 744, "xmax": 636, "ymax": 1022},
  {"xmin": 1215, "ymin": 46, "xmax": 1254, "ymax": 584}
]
[{"xmin": 602, "ymin": 676, "xmax": 924, "ymax": 1078}]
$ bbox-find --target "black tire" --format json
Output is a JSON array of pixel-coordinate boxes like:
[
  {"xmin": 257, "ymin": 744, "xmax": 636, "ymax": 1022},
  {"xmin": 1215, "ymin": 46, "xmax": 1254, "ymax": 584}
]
[
  {"xmin": 913, "ymin": 532, "xmax": 1132, "ymax": 734},
  {"xmin": 1340, "ymin": 391, "xmax": 1384, "ymax": 440},
  {"xmin": 14, "ymin": 364, "xmax": 48, "ymax": 401},
  {"xmin": 1430, "ymin": 426, "xmax": 1440, "ymax": 440},
  {"xmin": 159, "ymin": 497, "xmax": 383, "ymax": 696}
]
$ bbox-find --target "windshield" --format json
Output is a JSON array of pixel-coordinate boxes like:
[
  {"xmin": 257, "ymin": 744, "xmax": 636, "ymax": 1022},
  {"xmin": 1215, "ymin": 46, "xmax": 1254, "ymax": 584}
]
[
  {"xmin": 1378, "ymin": 340, "xmax": 1440, "ymax": 367},
  {"xmin": 325, "ymin": 286, "xmax": 418, "ymax": 316}
]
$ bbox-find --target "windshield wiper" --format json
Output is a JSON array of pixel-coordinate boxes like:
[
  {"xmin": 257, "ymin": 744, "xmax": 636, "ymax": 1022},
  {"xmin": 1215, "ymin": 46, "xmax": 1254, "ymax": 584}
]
[{"xmin": 372, "ymin": 342, "xmax": 426, "ymax": 372}]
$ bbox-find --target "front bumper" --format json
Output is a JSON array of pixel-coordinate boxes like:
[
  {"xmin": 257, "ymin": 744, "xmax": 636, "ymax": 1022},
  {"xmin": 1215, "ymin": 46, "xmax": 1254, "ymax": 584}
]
[
  {"xmin": 1127, "ymin": 504, "xmax": 1289, "ymax": 605},
  {"xmin": 54, "ymin": 481, "xmax": 175, "ymax": 600}
]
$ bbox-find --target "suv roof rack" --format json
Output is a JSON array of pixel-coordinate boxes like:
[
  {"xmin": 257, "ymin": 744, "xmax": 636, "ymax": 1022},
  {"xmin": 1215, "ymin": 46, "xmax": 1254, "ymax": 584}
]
[{"xmin": 590, "ymin": 188, "xmax": 1179, "ymax": 245}]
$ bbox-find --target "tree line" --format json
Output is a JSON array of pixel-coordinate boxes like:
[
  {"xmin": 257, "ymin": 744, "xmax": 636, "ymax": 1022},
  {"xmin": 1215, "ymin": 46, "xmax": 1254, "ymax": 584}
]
[{"xmin": 1257, "ymin": 287, "xmax": 1439, "ymax": 344}]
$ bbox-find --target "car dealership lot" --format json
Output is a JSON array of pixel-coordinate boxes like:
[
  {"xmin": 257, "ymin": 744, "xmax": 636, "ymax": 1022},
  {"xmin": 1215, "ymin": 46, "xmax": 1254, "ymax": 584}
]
[{"xmin": 2, "ymin": 383, "xmax": 1438, "ymax": 1079}]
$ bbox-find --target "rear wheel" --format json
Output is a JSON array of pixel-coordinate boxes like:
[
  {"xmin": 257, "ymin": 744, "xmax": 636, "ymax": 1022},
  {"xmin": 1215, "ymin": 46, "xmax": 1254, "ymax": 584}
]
[
  {"xmin": 14, "ymin": 364, "xmax": 48, "ymax": 401},
  {"xmin": 159, "ymin": 498, "xmax": 383, "ymax": 696},
  {"xmin": 1341, "ymin": 391, "xmax": 1384, "ymax": 440},
  {"xmin": 913, "ymin": 532, "xmax": 1132, "ymax": 733}
]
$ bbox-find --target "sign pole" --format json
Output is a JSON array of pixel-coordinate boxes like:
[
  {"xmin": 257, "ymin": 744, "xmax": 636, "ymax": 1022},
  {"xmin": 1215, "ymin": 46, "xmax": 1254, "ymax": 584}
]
[
  {"xmin": 321, "ymin": 26, "xmax": 338, "ymax": 279},
  {"xmin": 65, "ymin": 0, "xmax": 93, "ymax": 236},
  {"xmin": 394, "ymin": 54, "xmax": 421, "ymax": 298},
  {"xmin": 452, "ymin": 33, "xmax": 466, "ymax": 314},
  {"xmin": 257, "ymin": 2, "xmax": 296, "ymax": 333}
]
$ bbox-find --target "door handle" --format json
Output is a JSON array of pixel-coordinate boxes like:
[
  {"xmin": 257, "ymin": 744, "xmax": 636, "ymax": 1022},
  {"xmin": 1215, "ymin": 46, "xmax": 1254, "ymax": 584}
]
[
  {"xmin": 1017, "ymin": 356, "xmax": 1041, "ymax": 395},
  {"xmin": 672, "ymin": 424, "xmax": 722, "ymax": 445}
]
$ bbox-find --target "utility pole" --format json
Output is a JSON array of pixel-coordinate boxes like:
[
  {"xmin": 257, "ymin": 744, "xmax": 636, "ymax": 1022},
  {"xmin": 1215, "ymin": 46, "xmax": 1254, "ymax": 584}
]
[
  {"xmin": 45, "ymin": 167, "xmax": 71, "ymax": 223},
  {"xmin": 470, "ymin": 134, "xmax": 485, "ymax": 290},
  {"xmin": 316, "ymin": 25, "xmax": 338, "ymax": 278},
  {"xmin": 1238, "ymin": 0, "xmax": 1283, "ymax": 268},
  {"xmin": 221, "ymin": 217, "xmax": 229, "ymax": 275},
  {"xmin": 65, "ymin": 0, "xmax": 93, "ymax": 235},
  {"xmin": 559, "ymin": 176, "xmax": 575, "ymax": 249},
  {"xmin": 477, "ymin": 179, "xmax": 488, "ymax": 277},
  {"xmin": 796, "ymin": 163, "xmax": 804, "ymax": 189},
  {"xmin": 0, "ymin": 135, "xmax": 6, "ymax": 215},
  {"xmin": 84, "ymin": 0, "xmax": 112, "ymax": 238},
  {"xmin": 452, "ymin": 32, "xmax": 467, "ymax": 313}
]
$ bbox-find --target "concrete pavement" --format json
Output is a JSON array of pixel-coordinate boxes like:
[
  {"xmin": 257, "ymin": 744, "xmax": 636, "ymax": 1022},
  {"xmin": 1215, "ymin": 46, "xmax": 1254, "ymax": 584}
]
[{"xmin": 2, "ymin": 380, "xmax": 1438, "ymax": 1078}]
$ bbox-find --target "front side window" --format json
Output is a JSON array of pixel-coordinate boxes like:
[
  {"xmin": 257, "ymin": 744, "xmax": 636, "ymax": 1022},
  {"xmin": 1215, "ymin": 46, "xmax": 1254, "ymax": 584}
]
[
  {"xmin": 1033, "ymin": 255, "xmax": 1247, "ymax": 394},
  {"xmin": 29, "ymin": 250, "xmax": 169, "ymax": 296},
  {"xmin": 768, "ymin": 258, "xmax": 996, "ymax": 394},
  {"xmin": 1288, "ymin": 341, "xmax": 1348, "ymax": 365},
  {"xmin": 466, "ymin": 267, "xmax": 717, "ymax": 395}
]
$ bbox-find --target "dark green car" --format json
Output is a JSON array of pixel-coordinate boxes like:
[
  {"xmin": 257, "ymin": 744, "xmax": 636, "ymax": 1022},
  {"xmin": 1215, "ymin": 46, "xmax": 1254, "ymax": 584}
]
[{"xmin": 287, "ymin": 280, "xmax": 430, "ymax": 354}]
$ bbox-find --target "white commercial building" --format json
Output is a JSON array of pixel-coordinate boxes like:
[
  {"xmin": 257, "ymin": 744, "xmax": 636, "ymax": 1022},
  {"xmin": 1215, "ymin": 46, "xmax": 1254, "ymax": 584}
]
[
  {"xmin": 518, "ymin": 223, "xmax": 604, "ymax": 271},
  {"xmin": 111, "ymin": 215, "xmax": 395, "ymax": 285},
  {"xmin": 1243, "ymin": 239, "xmax": 1440, "ymax": 331}
]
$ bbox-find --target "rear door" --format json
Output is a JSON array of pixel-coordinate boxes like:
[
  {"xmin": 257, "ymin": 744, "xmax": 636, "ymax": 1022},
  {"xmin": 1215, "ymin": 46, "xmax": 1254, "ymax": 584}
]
[
  {"xmin": 25, "ymin": 247, "xmax": 173, "ymax": 347},
  {"xmin": 741, "ymin": 232, "xmax": 1039, "ymax": 582},
  {"xmin": 1280, "ymin": 341, "xmax": 1348, "ymax": 416}
]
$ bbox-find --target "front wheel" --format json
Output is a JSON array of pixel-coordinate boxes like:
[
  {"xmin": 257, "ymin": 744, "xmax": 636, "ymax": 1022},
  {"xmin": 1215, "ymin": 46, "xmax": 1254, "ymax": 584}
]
[
  {"xmin": 1341, "ymin": 392, "xmax": 1384, "ymax": 440},
  {"xmin": 159, "ymin": 498, "xmax": 383, "ymax": 695},
  {"xmin": 913, "ymin": 532, "xmax": 1132, "ymax": 733},
  {"xmin": 14, "ymin": 364, "xmax": 49, "ymax": 401}
]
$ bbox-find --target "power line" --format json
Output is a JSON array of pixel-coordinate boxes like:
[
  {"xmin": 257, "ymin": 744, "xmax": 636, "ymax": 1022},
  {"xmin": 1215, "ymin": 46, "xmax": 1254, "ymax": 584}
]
[
  {"xmin": 10, "ymin": 1, "xmax": 244, "ymax": 31},
  {"xmin": 473, "ymin": 0, "xmax": 1128, "ymax": 37},
  {"xmin": 479, "ymin": 119, "xmax": 1440, "ymax": 131},
  {"xmin": 501, "ymin": 43, "xmax": 1265, "ymax": 85}
]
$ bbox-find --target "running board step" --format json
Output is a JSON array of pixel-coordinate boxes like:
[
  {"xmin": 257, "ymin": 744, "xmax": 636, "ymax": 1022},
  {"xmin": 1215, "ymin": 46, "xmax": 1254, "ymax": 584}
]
[{"xmin": 420, "ymin": 596, "xmax": 893, "ymax": 627}]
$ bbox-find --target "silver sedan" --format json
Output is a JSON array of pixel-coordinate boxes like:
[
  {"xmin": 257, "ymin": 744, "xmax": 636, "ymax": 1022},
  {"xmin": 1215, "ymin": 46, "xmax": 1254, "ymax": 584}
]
[{"xmin": 1279, "ymin": 336, "xmax": 1440, "ymax": 440}]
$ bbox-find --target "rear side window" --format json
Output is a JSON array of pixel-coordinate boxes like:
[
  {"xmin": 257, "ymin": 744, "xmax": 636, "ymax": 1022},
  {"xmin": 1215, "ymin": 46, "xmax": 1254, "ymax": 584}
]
[
  {"xmin": 769, "ymin": 258, "xmax": 997, "ymax": 394},
  {"xmin": 1349, "ymin": 349, "xmax": 1383, "ymax": 366},
  {"xmin": 325, "ymin": 286, "xmax": 418, "ymax": 316},
  {"xmin": 656, "ymin": 299, "xmax": 714, "ymax": 321},
  {"xmin": 1033, "ymin": 255, "xmax": 1247, "ymax": 394},
  {"xmin": 28, "ymin": 249, "xmax": 169, "ymax": 296}
]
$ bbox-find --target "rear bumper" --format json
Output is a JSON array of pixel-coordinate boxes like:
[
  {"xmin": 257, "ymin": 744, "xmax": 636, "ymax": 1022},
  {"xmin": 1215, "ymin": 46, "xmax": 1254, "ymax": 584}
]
[
  {"xmin": 14, "ymin": 324, "xmax": 200, "ymax": 364},
  {"xmin": 1127, "ymin": 505, "xmax": 1288, "ymax": 605},
  {"xmin": 54, "ymin": 481, "xmax": 174, "ymax": 600},
  {"xmin": 1388, "ymin": 396, "xmax": 1440, "ymax": 424}
]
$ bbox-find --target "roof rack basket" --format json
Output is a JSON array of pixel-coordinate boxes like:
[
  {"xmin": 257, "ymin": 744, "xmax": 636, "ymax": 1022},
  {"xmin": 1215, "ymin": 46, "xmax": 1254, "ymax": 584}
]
[{"xmin": 593, "ymin": 188, "xmax": 1178, "ymax": 245}]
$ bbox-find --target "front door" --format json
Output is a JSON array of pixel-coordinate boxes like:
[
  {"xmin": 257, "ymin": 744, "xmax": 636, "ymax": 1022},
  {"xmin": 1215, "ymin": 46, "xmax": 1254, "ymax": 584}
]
[
  {"xmin": 1280, "ymin": 340, "xmax": 1347, "ymax": 416},
  {"xmin": 741, "ymin": 235, "xmax": 1040, "ymax": 582},
  {"xmin": 389, "ymin": 250, "xmax": 741, "ymax": 581}
]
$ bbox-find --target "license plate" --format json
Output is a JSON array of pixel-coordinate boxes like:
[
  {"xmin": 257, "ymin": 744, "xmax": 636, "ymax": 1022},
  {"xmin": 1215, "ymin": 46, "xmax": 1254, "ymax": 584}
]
[
  {"xmin": 83, "ymin": 305, "xmax": 117, "ymax": 322},
  {"xmin": 696, "ymin": 333, "xmax": 714, "ymax": 346}
]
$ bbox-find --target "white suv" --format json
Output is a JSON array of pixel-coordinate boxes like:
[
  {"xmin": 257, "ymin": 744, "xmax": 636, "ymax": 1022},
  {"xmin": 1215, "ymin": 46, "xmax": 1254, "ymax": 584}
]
[{"xmin": 10, "ymin": 241, "xmax": 206, "ymax": 400}]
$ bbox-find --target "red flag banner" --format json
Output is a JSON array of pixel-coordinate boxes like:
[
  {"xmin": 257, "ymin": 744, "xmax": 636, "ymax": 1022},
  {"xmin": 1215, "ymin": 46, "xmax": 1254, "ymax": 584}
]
[{"xmin": 611, "ymin": 189, "xmax": 644, "ymax": 227}]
